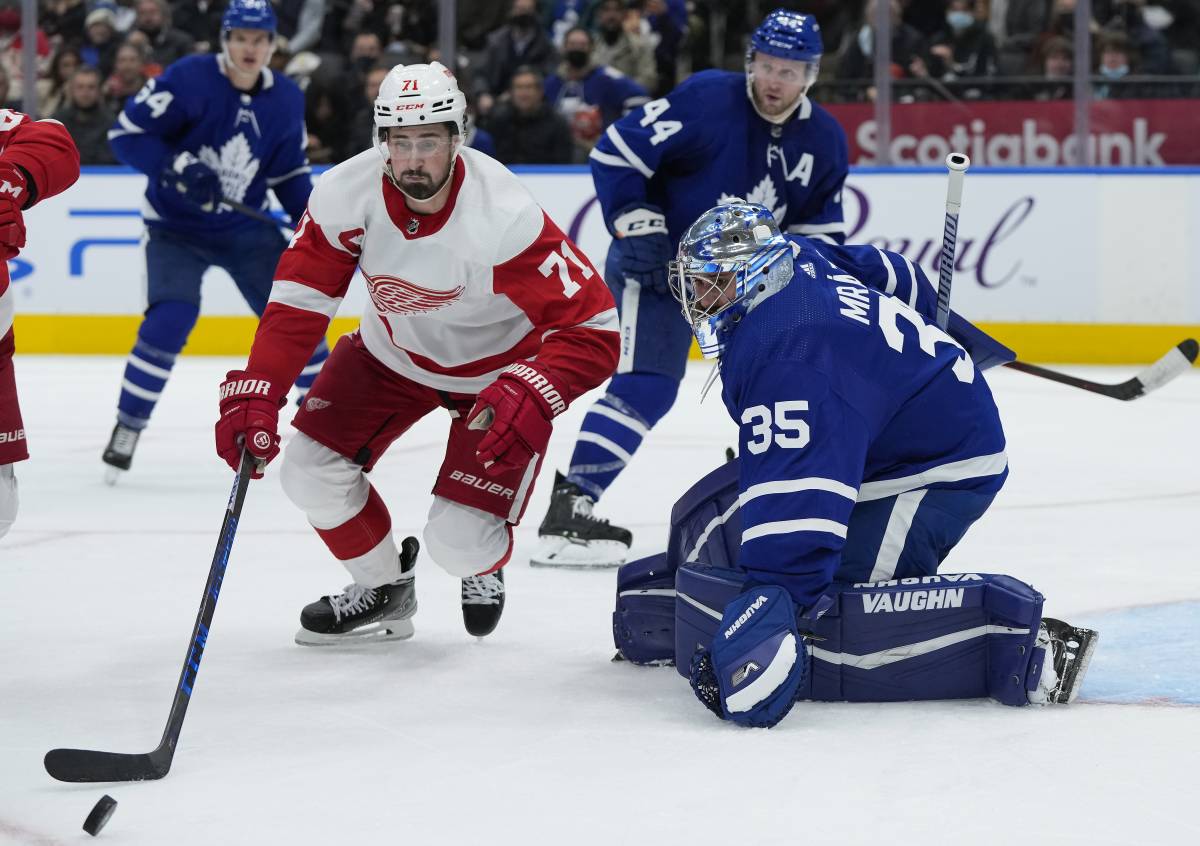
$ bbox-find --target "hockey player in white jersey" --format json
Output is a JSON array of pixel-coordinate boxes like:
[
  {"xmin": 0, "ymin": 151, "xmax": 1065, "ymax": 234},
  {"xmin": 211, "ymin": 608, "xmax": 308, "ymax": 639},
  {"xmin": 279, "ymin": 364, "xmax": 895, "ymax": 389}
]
[{"xmin": 214, "ymin": 63, "xmax": 620, "ymax": 644}]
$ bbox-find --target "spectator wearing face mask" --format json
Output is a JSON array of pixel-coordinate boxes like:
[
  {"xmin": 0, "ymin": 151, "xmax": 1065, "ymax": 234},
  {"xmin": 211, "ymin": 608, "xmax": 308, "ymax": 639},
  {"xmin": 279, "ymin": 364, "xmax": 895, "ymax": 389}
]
[
  {"xmin": 475, "ymin": 0, "xmax": 560, "ymax": 115},
  {"xmin": 590, "ymin": 0, "xmax": 657, "ymax": 93},
  {"xmin": 837, "ymin": 0, "xmax": 932, "ymax": 81},
  {"xmin": 545, "ymin": 25, "xmax": 649, "ymax": 161},
  {"xmin": 52, "ymin": 65, "xmax": 117, "ymax": 164},
  {"xmin": 928, "ymin": 0, "xmax": 998, "ymax": 80},
  {"xmin": 1097, "ymin": 0, "xmax": 1171, "ymax": 74},
  {"xmin": 1094, "ymin": 31, "xmax": 1139, "ymax": 98}
]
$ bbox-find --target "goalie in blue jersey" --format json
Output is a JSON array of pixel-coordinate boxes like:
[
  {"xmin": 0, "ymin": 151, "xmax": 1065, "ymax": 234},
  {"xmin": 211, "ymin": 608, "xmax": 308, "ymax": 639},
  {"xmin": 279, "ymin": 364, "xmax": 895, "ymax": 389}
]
[
  {"xmin": 609, "ymin": 200, "xmax": 1098, "ymax": 727},
  {"xmin": 100, "ymin": 0, "xmax": 328, "ymax": 483},
  {"xmin": 535, "ymin": 8, "xmax": 850, "ymax": 567}
]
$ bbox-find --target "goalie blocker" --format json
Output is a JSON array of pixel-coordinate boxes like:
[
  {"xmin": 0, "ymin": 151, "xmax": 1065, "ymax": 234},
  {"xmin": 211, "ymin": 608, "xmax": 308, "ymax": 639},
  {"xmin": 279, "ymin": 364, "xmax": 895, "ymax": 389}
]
[{"xmin": 613, "ymin": 461, "xmax": 1098, "ymax": 710}]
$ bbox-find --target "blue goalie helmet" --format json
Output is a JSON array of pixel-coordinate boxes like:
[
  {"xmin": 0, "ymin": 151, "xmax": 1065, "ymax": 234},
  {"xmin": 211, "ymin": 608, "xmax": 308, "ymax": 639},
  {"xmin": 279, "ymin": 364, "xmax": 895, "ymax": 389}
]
[
  {"xmin": 668, "ymin": 202, "xmax": 795, "ymax": 359},
  {"xmin": 222, "ymin": 0, "xmax": 278, "ymax": 36}
]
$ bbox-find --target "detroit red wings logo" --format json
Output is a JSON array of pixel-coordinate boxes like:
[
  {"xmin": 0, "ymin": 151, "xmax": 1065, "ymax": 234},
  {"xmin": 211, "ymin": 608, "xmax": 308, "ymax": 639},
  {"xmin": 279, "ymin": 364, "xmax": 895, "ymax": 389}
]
[{"xmin": 364, "ymin": 272, "xmax": 464, "ymax": 315}]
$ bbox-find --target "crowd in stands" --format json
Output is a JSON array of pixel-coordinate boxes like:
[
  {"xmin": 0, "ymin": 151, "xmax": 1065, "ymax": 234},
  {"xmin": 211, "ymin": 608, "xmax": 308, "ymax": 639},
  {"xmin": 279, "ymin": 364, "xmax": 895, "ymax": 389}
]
[{"xmin": 2, "ymin": 0, "xmax": 1197, "ymax": 166}]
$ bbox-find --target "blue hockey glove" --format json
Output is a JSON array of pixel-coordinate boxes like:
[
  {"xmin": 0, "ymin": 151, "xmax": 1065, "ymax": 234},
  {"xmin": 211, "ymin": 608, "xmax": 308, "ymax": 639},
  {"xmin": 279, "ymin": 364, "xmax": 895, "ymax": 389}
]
[
  {"xmin": 610, "ymin": 204, "xmax": 671, "ymax": 294},
  {"xmin": 163, "ymin": 151, "xmax": 221, "ymax": 212},
  {"xmin": 689, "ymin": 586, "xmax": 808, "ymax": 728}
]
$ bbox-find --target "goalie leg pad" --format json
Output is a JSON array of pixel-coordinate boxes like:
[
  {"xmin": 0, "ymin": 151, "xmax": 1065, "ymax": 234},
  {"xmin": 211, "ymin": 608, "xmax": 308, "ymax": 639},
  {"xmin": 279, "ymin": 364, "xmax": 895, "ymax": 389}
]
[
  {"xmin": 675, "ymin": 565, "xmax": 1049, "ymax": 707},
  {"xmin": 612, "ymin": 553, "xmax": 676, "ymax": 665}
]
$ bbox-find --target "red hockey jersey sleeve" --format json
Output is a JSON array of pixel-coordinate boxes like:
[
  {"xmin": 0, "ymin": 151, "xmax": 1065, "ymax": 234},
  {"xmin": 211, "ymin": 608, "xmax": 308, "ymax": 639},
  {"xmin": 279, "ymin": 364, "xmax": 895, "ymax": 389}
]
[
  {"xmin": 0, "ymin": 110, "xmax": 81, "ymax": 209},
  {"xmin": 491, "ymin": 212, "xmax": 619, "ymax": 406},
  {"xmin": 245, "ymin": 179, "xmax": 361, "ymax": 395}
]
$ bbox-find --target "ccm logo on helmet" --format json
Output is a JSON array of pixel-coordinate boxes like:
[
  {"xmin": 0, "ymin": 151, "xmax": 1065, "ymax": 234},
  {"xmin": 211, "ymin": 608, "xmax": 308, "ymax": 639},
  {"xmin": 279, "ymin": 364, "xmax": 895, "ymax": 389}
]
[{"xmin": 395, "ymin": 103, "xmax": 425, "ymax": 111}]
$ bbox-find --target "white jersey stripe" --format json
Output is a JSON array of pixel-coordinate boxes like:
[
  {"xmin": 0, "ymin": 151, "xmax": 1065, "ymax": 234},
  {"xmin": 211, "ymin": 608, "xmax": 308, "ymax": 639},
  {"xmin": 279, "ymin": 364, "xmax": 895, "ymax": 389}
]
[
  {"xmin": 685, "ymin": 498, "xmax": 741, "ymax": 563},
  {"xmin": 873, "ymin": 247, "xmax": 898, "ymax": 296},
  {"xmin": 742, "ymin": 518, "xmax": 848, "ymax": 543},
  {"xmin": 900, "ymin": 253, "xmax": 920, "ymax": 309},
  {"xmin": 740, "ymin": 477, "xmax": 858, "ymax": 507},
  {"xmin": 120, "ymin": 379, "xmax": 161, "ymax": 401},
  {"xmin": 589, "ymin": 148, "xmax": 636, "ymax": 170},
  {"xmin": 576, "ymin": 432, "xmax": 633, "ymax": 464},
  {"xmin": 604, "ymin": 125, "xmax": 654, "ymax": 179},
  {"xmin": 127, "ymin": 354, "xmax": 172, "ymax": 380},
  {"xmin": 269, "ymin": 279, "xmax": 343, "ymax": 318},
  {"xmin": 867, "ymin": 489, "xmax": 927, "ymax": 583},
  {"xmin": 588, "ymin": 402, "xmax": 649, "ymax": 437},
  {"xmin": 857, "ymin": 451, "xmax": 1008, "ymax": 502}
]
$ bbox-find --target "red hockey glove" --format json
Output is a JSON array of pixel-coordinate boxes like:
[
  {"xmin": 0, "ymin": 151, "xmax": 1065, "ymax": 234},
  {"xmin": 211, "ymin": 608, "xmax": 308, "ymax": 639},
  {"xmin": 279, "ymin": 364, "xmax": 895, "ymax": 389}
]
[
  {"xmin": 467, "ymin": 363, "xmax": 567, "ymax": 475},
  {"xmin": 215, "ymin": 370, "xmax": 286, "ymax": 478},
  {"xmin": 0, "ymin": 162, "xmax": 29, "ymax": 259}
]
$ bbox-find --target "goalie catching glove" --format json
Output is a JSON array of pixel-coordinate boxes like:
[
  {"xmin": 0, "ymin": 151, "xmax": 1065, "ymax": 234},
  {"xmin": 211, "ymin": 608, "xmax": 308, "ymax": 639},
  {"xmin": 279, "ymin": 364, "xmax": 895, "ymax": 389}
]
[
  {"xmin": 689, "ymin": 585, "xmax": 809, "ymax": 728},
  {"xmin": 467, "ymin": 362, "xmax": 566, "ymax": 475},
  {"xmin": 215, "ymin": 370, "xmax": 286, "ymax": 478}
]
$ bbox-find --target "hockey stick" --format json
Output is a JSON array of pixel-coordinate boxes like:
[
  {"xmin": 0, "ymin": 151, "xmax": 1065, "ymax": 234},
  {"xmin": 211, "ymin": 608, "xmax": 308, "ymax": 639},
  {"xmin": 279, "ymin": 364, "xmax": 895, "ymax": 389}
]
[
  {"xmin": 222, "ymin": 197, "xmax": 295, "ymax": 235},
  {"xmin": 936, "ymin": 153, "xmax": 970, "ymax": 331},
  {"xmin": 44, "ymin": 450, "xmax": 256, "ymax": 782},
  {"xmin": 1004, "ymin": 339, "xmax": 1198, "ymax": 401}
]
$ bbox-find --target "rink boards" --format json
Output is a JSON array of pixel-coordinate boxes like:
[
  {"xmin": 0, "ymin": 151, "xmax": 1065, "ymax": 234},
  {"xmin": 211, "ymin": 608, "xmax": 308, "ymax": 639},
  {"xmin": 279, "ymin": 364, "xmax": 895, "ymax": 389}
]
[{"xmin": 9, "ymin": 165, "xmax": 1200, "ymax": 364}]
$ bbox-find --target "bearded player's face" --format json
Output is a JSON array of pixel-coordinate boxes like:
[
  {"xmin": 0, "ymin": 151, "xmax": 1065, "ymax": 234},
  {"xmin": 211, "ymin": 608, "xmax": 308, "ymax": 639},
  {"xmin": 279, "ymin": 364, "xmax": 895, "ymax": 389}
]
[{"xmin": 387, "ymin": 125, "xmax": 455, "ymax": 200}]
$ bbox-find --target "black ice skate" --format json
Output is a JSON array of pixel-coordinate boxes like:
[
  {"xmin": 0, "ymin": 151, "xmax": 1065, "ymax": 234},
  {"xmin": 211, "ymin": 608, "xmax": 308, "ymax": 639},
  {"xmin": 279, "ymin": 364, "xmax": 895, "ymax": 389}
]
[
  {"xmin": 102, "ymin": 423, "xmax": 142, "ymax": 485},
  {"xmin": 295, "ymin": 537, "xmax": 419, "ymax": 646},
  {"xmin": 1032, "ymin": 617, "xmax": 1100, "ymax": 704},
  {"xmin": 531, "ymin": 472, "xmax": 632, "ymax": 568},
  {"xmin": 461, "ymin": 569, "xmax": 504, "ymax": 637}
]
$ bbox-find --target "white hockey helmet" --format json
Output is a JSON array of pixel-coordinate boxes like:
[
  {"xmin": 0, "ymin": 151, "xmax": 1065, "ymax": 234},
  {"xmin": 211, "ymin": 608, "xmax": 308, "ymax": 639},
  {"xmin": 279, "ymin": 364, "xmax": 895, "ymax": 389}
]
[{"xmin": 374, "ymin": 61, "xmax": 467, "ymax": 139}]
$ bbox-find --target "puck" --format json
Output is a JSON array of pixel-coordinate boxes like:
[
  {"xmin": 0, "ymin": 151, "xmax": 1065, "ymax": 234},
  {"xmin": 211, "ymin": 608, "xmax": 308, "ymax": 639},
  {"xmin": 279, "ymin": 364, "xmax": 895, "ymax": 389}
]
[{"xmin": 83, "ymin": 795, "xmax": 117, "ymax": 837}]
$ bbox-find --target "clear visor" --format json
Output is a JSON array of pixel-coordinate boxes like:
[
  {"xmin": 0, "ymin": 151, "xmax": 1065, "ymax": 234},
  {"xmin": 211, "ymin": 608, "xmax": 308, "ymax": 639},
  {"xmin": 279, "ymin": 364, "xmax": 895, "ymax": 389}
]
[{"xmin": 748, "ymin": 55, "xmax": 820, "ymax": 90}]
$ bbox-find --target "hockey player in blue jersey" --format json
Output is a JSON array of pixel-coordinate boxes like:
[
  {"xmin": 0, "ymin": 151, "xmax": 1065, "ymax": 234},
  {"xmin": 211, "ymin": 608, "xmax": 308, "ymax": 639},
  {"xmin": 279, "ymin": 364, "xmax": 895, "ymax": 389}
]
[
  {"xmin": 607, "ymin": 199, "xmax": 1097, "ymax": 727},
  {"xmin": 535, "ymin": 8, "xmax": 850, "ymax": 567},
  {"xmin": 100, "ymin": 0, "xmax": 328, "ymax": 482}
]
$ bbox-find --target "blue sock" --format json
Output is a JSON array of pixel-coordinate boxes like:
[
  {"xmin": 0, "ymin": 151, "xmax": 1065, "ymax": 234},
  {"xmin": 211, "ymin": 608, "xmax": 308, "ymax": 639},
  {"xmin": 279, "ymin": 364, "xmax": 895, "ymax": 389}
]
[
  {"xmin": 566, "ymin": 372, "xmax": 679, "ymax": 500},
  {"xmin": 116, "ymin": 301, "xmax": 198, "ymax": 430}
]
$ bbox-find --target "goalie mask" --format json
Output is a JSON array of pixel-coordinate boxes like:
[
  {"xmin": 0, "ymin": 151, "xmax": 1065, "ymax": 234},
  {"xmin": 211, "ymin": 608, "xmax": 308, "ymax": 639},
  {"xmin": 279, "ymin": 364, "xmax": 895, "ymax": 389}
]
[
  {"xmin": 374, "ymin": 62, "xmax": 467, "ymax": 202},
  {"xmin": 669, "ymin": 201, "xmax": 794, "ymax": 359}
]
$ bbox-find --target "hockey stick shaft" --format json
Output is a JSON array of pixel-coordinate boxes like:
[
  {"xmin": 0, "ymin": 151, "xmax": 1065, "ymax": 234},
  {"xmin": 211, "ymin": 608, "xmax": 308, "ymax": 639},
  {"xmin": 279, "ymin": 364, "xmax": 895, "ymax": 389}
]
[
  {"xmin": 223, "ymin": 197, "xmax": 295, "ymax": 235},
  {"xmin": 936, "ymin": 153, "xmax": 970, "ymax": 331},
  {"xmin": 1003, "ymin": 339, "xmax": 1198, "ymax": 401},
  {"xmin": 44, "ymin": 450, "xmax": 256, "ymax": 782}
]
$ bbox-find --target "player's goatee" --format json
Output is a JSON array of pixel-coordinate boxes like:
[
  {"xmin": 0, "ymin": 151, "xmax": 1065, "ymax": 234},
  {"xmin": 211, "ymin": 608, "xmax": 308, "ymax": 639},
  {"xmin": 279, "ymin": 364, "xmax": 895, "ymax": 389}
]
[{"xmin": 401, "ymin": 172, "xmax": 434, "ymax": 199}]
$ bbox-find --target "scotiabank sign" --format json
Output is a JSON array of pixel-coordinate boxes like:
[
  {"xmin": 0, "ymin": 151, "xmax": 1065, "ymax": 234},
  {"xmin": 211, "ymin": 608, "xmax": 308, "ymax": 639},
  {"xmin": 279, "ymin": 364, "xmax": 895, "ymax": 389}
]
[{"xmin": 826, "ymin": 99, "xmax": 1200, "ymax": 167}]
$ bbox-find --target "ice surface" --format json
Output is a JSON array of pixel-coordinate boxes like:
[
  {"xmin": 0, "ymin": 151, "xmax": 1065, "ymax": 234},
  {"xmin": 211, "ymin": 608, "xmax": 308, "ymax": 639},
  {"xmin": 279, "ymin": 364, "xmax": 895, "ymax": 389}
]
[{"xmin": 2, "ymin": 356, "xmax": 1198, "ymax": 845}]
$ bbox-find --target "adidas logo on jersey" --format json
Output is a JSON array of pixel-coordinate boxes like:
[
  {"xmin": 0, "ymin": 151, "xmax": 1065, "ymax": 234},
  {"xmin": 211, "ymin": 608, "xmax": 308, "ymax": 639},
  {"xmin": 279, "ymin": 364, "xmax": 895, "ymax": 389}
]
[
  {"xmin": 305, "ymin": 397, "xmax": 331, "ymax": 411},
  {"xmin": 861, "ymin": 588, "xmax": 964, "ymax": 614},
  {"xmin": 800, "ymin": 262, "xmax": 816, "ymax": 278}
]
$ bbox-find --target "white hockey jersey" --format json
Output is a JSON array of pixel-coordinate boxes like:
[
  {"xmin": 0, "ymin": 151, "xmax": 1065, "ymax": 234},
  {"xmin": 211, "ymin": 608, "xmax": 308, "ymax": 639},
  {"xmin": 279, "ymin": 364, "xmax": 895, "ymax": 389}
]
[{"xmin": 249, "ymin": 146, "xmax": 619, "ymax": 403}]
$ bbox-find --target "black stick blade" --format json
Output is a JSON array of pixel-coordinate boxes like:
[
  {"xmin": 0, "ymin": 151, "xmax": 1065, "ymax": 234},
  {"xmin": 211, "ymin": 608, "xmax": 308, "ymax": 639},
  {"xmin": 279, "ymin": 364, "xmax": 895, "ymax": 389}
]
[{"xmin": 45, "ymin": 747, "xmax": 172, "ymax": 783}]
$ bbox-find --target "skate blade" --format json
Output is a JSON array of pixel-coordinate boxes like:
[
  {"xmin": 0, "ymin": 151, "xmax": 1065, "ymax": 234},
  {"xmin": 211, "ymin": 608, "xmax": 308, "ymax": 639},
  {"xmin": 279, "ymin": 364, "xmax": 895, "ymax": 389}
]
[
  {"xmin": 102, "ymin": 465, "xmax": 124, "ymax": 486},
  {"xmin": 530, "ymin": 536, "xmax": 628, "ymax": 569},
  {"xmin": 1060, "ymin": 628, "xmax": 1100, "ymax": 704},
  {"xmin": 294, "ymin": 618, "xmax": 415, "ymax": 647}
]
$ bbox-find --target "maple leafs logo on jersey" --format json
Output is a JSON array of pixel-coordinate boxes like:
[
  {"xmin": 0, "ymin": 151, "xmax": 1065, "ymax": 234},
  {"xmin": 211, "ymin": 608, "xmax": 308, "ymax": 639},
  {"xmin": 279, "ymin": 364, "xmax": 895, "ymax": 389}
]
[
  {"xmin": 719, "ymin": 175, "xmax": 786, "ymax": 222},
  {"xmin": 365, "ymin": 272, "xmax": 465, "ymax": 315},
  {"xmin": 198, "ymin": 133, "xmax": 260, "ymax": 207}
]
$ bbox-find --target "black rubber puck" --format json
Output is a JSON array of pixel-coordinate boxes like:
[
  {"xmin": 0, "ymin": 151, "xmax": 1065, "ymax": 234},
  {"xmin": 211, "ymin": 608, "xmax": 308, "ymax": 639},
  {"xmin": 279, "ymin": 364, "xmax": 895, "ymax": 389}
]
[{"xmin": 83, "ymin": 794, "xmax": 117, "ymax": 836}]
